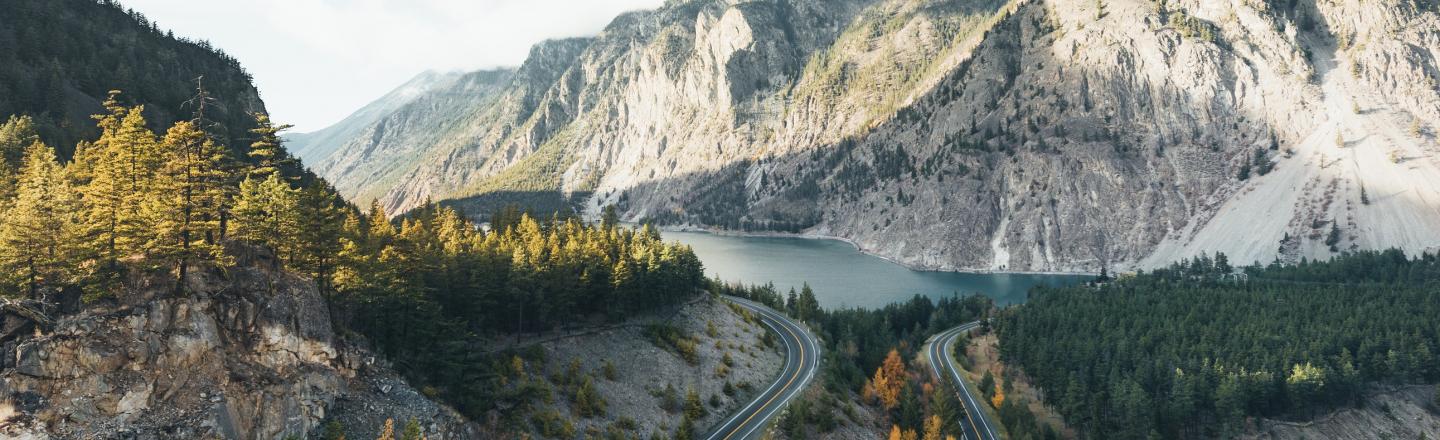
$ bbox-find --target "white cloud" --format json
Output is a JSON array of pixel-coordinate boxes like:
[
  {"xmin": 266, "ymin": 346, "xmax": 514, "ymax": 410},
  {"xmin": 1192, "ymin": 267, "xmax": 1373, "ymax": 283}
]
[{"xmin": 119, "ymin": 0, "xmax": 664, "ymax": 131}]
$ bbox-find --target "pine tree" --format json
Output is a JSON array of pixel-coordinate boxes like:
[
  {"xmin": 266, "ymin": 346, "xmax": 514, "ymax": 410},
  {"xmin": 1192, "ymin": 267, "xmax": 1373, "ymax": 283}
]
[
  {"xmin": 77, "ymin": 100, "xmax": 161, "ymax": 271},
  {"xmin": 0, "ymin": 115, "xmax": 40, "ymax": 204},
  {"xmin": 322, "ymin": 420, "xmax": 347, "ymax": 440},
  {"xmin": 576, "ymin": 376, "xmax": 606, "ymax": 417},
  {"xmin": 246, "ymin": 112, "xmax": 296, "ymax": 179},
  {"xmin": 400, "ymin": 418, "xmax": 424, "ymax": 440},
  {"xmin": 601, "ymin": 205, "xmax": 620, "ymax": 230},
  {"xmin": 231, "ymin": 174, "xmax": 301, "ymax": 261},
  {"xmin": 684, "ymin": 386, "xmax": 706, "ymax": 420},
  {"xmin": 0, "ymin": 142, "xmax": 84, "ymax": 299},
  {"xmin": 294, "ymin": 182, "xmax": 345, "ymax": 291},
  {"xmin": 797, "ymin": 283, "xmax": 820, "ymax": 321},
  {"xmin": 148, "ymin": 120, "xmax": 231, "ymax": 276}
]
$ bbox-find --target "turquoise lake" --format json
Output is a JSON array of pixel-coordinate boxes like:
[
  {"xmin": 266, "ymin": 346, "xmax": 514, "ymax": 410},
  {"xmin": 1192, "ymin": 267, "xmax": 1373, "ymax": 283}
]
[{"xmin": 663, "ymin": 230, "xmax": 1092, "ymax": 309}]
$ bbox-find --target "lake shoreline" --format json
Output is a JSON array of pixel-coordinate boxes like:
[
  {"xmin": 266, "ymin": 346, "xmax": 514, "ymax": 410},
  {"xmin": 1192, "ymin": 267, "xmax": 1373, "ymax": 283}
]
[{"xmin": 657, "ymin": 224, "xmax": 1100, "ymax": 277}]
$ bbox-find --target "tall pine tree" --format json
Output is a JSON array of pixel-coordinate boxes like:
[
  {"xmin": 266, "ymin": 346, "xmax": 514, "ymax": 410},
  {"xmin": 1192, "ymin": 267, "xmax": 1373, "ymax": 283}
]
[
  {"xmin": 0, "ymin": 142, "xmax": 83, "ymax": 299},
  {"xmin": 246, "ymin": 113, "xmax": 296, "ymax": 179},
  {"xmin": 148, "ymin": 120, "xmax": 232, "ymax": 277},
  {"xmin": 0, "ymin": 115, "xmax": 40, "ymax": 205},
  {"xmin": 230, "ymin": 173, "xmax": 301, "ymax": 262},
  {"xmin": 76, "ymin": 97, "xmax": 162, "ymax": 272}
]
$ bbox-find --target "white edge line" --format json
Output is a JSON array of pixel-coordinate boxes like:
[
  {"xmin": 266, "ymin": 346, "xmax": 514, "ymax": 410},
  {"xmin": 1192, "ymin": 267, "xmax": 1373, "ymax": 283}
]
[{"xmin": 705, "ymin": 297, "xmax": 806, "ymax": 440}]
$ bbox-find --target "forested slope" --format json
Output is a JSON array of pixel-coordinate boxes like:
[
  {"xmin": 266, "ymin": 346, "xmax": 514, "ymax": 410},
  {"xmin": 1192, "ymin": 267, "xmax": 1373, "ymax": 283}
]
[
  {"xmin": 720, "ymin": 282, "xmax": 995, "ymax": 439},
  {"xmin": 0, "ymin": 0, "xmax": 265, "ymax": 156},
  {"xmin": 997, "ymin": 250, "xmax": 1440, "ymax": 439}
]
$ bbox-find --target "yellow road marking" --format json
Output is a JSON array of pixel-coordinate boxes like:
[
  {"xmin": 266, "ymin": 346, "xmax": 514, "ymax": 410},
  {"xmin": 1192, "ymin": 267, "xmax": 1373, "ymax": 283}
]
[
  {"xmin": 937, "ymin": 326, "xmax": 987, "ymax": 440},
  {"xmin": 722, "ymin": 305, "xmax": 806, "ymax": 440}
]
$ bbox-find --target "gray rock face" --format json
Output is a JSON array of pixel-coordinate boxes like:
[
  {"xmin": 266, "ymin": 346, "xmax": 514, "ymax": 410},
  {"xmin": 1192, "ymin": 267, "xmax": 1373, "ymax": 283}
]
[
  {"xmin": 307, "ymin": 0, "xmax": 1440, "ymax": 272},
  {"xmin": 0, "ymin": 246, "xmax": 475, "ymax": 439}
]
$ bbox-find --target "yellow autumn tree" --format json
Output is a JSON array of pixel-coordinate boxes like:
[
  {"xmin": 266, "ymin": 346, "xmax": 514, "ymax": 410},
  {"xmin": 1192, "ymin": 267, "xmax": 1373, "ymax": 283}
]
[
  {"xmin": 991, "ymin": 381, "xmax": 1006, "ymax": 408},
  {"xmin": 902, "ymin": 428, "xmax": 919, "ymax": 440},
  {"xmin": 923, "ymin": 415, "xmax": 943, "ymax": 440},
  {"xmin": 872, "ymin": 348, "xmax": 908, "ymax": 409},
  {"xmin": 375, "ymin": 419, "xmax": 395, "ymax": 440},
  {"xmin": 889, "ymin": 425, "xmax": 902, "ymax": 440}
]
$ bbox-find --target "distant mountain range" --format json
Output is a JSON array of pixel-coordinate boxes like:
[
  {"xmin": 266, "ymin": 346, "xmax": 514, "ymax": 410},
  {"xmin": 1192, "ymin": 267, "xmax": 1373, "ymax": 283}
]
[
  {"xmin": 287, "ymin": 70, "xmax": 465, "ymax": 167},
  {"xmin": 293, "ymin": 0, "xmax": 1440, "ymax": 272}
]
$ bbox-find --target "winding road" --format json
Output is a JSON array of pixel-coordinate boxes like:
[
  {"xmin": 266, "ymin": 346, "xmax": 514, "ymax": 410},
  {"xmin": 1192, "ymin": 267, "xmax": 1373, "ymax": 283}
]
[
  {"xmin": 703, "ymin": 296, "xmax": 822, "ymax": 440},
  {"xmin": 926, "ymin": 322, "xmax": 1002, "ymax": 440}
]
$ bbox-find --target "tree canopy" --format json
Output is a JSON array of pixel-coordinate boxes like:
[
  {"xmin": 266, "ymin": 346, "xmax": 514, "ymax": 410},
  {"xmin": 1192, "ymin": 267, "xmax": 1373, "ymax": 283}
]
[{"xmin": 997, "ymin": 250, "xmax": 1440, "ymax": 439}]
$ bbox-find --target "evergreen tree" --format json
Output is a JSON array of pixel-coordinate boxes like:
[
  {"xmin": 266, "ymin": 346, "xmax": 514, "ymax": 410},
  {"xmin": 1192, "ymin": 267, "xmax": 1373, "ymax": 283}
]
[
  {"xmin": 246, "ymin": 112, "xmax": 296, "ymax": 179},
  {"xmin": 797, "ymin": 283, "xmax": 820, "ymax": 321},
  {"xmin": 0, "ymin": 142, "xmax": 83, "ymax": 299},
  {"xmin": 0, "ymin": 115, "xmax": 40, "ymax": 204},
  {"xmin": 400, "ymin": 418, "xmax": 424, "ymax": 440},
  {"xmin": 293, "ymin": 182, "xmax": 345, "ymax": 291},
  {"xmin": 575, "ymin": 376, "xmax": 607, "ymax": 417},
  {"xmin": 147, "ymin": 120, "xmax": 231, "ymax": 275},
  {"xmin": 231, "ymin": 174, "xmax": 300, "ymax": 262},
  {"xmin": 76, "ymin": 98, "xmax": 161, "ymax": 271},
  {"xmin": 322, "ymin": 420, "xmax": 347, "ymax": 440},
  {"xmin": 601, "ymin": 205, "xmax": 620, "ymax": 230},
  {"xmin": 684, "ymin": 386, "xmax": 706, "ymax": 420}
]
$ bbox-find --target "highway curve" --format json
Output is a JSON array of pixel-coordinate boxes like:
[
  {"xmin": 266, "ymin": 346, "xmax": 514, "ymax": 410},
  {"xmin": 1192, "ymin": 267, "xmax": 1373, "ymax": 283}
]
[
  {"xmin": 703, "ymin": 296, "xmax": 822, "ymax": 440},
  {"xmin": 926, "ymin": 322, "xmax": 1002, "ymax": 440}
]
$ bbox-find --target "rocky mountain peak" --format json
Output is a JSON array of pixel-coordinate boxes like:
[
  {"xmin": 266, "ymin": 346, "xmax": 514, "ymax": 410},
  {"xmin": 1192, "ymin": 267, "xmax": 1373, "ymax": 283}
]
[{"xmin": 301, "ymin": 0, "xmax": 1440, "ymax": 272}]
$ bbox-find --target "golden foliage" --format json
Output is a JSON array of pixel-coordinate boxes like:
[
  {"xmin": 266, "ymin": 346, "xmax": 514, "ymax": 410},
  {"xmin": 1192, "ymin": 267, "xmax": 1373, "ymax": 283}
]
[
  {"xmin": 923, "ymin": 415, "xmax": 943, "ymax": 440},
  {"xmin": 376, "ymin": 419, "xmax": 395, "ymax": 440},
  {"xmin": 872, "ymin": 348, "xmax": 908, "ymax": 409},
  {"xmin": 991, "ymin": 380, "xmax": 1005, "ymax": 408}
]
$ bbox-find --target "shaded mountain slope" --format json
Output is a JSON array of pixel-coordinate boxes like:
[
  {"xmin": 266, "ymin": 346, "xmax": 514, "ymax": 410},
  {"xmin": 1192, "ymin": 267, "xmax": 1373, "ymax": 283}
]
[{"xmin": 0, "ymin": 0, "xmax": 267, "ymax": 156}]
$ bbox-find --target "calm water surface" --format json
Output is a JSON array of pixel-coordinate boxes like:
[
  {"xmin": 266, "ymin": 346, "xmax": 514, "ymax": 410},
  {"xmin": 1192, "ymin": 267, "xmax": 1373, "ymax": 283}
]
[{"xmin": 665, "ymin": 230, "xmax": 1091, "ymax": 309}]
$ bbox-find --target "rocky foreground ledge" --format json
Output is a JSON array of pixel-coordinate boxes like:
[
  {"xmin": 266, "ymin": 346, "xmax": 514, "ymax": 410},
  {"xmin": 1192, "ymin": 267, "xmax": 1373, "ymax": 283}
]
[{"xmin": 0, "ymin": 246, "xmax": 472, "ymax": 440}]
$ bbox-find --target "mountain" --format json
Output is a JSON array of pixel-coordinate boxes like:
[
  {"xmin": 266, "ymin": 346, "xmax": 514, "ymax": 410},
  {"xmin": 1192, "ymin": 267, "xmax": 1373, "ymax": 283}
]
[
  {"xmin": 0, "ymin": 0, "xmax": 267, "ymax": 156},
  {"xmin": 303, "ymin": 0, "xmax": 1440, "ymax": 272},
  {"xmin": 299, "ymin": 66, "xmax": 519, "ymax": 206},
  {"xmin": 285, "ymin": 70, "xmax": 465, "ymax": 167}
]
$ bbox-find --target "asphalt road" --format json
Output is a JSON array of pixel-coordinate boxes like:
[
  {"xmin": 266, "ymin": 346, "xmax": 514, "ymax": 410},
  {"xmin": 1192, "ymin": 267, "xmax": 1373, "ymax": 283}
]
[
  {"xmin": 703, "ymin": 296, "xmax": 821, "ymax": 440},
  {"xmin": 926, "ymin": 322, "xmax": 1002, "ymax": 440}
]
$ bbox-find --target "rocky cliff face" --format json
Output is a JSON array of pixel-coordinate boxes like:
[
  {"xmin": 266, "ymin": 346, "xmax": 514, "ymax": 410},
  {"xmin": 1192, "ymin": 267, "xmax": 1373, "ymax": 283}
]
[
  {"xmin": 0, "ymin": 246, "xmax": 474, "ymax": 440},
  {"xmin": 307, "ymin": 0, "xmax": 1440, "ymax": 272}
]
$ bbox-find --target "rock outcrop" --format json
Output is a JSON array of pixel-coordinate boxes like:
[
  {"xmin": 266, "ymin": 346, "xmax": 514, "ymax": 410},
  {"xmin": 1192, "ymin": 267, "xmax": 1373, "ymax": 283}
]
[
  {"xmin": 302, "ymin": 0, "xmax": 1440, "ymax": 272},
  {"xmin": 0, "ymin": 246, "xmax": 475, "ymax": 439}
]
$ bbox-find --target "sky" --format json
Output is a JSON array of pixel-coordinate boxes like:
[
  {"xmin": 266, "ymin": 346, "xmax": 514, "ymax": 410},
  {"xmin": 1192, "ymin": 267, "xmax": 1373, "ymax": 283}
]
[{"xmin": 121, "ymin": 0, "xmax": 665, "ymax": 132}]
